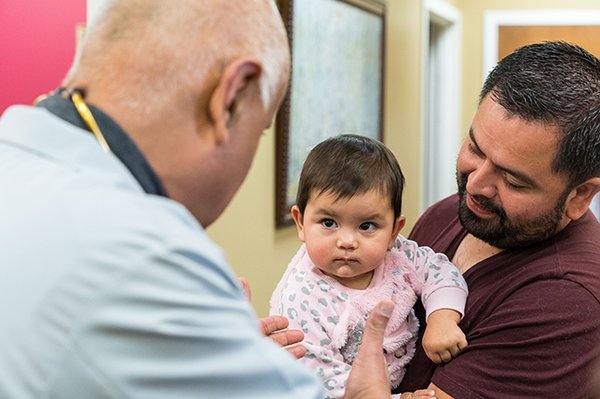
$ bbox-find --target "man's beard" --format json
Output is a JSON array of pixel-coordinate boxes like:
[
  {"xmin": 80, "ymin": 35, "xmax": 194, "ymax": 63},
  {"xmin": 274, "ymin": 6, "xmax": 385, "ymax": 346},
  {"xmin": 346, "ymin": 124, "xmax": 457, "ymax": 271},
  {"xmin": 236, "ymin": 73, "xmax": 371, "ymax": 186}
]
[{"xmin": 456, "ymin": 172, "xmax": 568, "ymax": 249}]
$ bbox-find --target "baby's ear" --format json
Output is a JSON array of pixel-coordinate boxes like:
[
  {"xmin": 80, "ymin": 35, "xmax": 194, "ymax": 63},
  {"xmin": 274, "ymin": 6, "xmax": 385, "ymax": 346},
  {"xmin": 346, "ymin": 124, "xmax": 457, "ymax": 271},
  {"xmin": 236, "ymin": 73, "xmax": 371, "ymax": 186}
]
[
  {"xmin": 290, "ymin": 205, "xmax": 305, "ymax": 242},
  {"xmin": 388, "ymin": 215, "xmax": 406, "ymax": 249}
]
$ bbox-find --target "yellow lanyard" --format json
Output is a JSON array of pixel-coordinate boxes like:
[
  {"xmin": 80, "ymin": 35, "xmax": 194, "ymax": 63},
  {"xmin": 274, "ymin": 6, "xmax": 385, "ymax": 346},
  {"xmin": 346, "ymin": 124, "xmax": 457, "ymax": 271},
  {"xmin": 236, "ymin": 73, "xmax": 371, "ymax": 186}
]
[{"xmin": 70, "ymin": 90, "xmax": 111, "ymax": 153}]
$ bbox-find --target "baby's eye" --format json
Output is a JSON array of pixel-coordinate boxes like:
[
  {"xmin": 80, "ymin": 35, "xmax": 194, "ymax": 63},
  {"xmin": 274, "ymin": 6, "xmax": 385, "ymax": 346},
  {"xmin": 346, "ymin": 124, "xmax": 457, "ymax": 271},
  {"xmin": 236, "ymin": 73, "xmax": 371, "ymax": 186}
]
[
  {"xmin": 359, "ymin": 222, "xmax": 376, "ymax": 232},
  {"xmin": 321, "ymin": 218, "xmax": 337, "ymax": 229}
]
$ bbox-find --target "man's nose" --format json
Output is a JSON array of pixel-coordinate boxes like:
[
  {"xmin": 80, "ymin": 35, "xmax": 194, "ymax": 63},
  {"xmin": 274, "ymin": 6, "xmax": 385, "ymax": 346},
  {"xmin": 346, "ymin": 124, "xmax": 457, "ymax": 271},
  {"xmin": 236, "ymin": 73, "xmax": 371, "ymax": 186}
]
[{"xmin": 466, "ymin": 160, "xmax": 498, "ymax": 198}]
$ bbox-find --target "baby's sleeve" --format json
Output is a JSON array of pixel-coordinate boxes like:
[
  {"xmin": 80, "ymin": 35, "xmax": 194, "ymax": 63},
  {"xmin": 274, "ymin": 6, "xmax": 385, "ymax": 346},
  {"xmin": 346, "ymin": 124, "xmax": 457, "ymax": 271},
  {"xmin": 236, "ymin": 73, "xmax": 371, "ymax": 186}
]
[{"xmin": 394, "ymin": 235, "xmax": 468, "ymax": 320}]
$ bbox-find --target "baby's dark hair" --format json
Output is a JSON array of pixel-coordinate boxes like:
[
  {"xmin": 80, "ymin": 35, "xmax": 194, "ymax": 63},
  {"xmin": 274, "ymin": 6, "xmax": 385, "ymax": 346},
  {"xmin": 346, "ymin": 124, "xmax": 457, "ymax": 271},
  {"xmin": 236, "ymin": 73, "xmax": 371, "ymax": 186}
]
[{"xmin": 295, "ymin": 134, "xmax": 405, "ymax": 220}]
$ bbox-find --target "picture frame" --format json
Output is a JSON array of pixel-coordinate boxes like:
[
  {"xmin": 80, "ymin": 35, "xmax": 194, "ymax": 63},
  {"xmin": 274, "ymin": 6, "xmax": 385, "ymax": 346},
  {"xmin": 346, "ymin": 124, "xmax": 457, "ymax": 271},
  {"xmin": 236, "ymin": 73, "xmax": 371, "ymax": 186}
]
[{"xmin": 275, "ymin": 0, "xmax": 386, "ymax": 227}]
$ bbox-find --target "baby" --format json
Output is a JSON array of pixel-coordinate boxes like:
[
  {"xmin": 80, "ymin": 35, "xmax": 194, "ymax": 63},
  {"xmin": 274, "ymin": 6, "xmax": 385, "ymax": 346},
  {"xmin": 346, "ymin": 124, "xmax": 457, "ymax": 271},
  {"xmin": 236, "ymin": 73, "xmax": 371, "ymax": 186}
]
[{"xmin": 270, "ymin": 134, "xmax": 468, "ymax": 399}]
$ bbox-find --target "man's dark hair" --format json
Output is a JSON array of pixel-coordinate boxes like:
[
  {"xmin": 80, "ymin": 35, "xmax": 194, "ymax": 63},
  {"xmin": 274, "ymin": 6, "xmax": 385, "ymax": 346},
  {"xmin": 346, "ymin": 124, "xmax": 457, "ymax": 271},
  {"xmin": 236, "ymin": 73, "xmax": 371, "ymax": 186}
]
[
  {"xmin": 295, "ymin": 134, "xmax": 405, "ymax": 219},
  {"xmin": 480, "ymin": 41, "xmax": 600, "ymax": 188}
]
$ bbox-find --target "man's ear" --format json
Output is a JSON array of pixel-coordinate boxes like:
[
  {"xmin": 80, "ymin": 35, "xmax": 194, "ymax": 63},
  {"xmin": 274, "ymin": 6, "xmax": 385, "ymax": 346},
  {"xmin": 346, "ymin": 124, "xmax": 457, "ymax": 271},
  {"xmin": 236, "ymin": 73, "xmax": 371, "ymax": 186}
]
[
  {"xmin": 564, "ymin": 177, "xmax": 600, "ymax": 221},
  {"xmin": 208, "ymin": 58, "xmax": 262, "ymax": 144},
  {"xmin": 290, "ymin": 205, "xmax": 306, "ymax": 242},
  {"xmin": 388, "ymin": 215, "xmax": 406, "ymax": 249}
]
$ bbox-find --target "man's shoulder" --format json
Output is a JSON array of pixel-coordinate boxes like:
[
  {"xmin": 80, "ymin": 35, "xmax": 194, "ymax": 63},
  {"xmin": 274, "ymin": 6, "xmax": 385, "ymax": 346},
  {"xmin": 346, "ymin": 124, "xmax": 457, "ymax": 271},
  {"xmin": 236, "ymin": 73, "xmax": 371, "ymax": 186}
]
[
  {"xmin": 560, "ymin": 210, "xmax": 600, "ymax": 248},
  {"xmin": 551, "ymin": 211, "xmax": 600, "ymax": 301}
]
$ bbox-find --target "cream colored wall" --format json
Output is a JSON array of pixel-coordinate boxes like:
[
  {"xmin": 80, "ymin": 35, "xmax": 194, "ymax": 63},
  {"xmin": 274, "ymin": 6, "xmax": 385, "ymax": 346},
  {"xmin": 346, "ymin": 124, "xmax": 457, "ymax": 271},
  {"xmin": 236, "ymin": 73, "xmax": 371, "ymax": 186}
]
[
  {"xmin": 207, "ymin": 1, "xmax": 425, "ymax": 317},
  {"xmin": 459, "ymin": 0, "xmax": 600, "ymax": 139},
  {"xmin": 384, "ymin": 2, "xmax": 423, "ymax": 230}
]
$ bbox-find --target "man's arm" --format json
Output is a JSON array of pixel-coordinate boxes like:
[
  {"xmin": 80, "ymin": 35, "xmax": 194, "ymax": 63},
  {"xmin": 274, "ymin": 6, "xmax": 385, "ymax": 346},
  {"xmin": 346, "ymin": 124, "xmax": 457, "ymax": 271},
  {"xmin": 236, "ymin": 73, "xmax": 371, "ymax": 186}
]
[{"xmin": 421, "ymin": 279, "xmax": 600, "ymax": 397}]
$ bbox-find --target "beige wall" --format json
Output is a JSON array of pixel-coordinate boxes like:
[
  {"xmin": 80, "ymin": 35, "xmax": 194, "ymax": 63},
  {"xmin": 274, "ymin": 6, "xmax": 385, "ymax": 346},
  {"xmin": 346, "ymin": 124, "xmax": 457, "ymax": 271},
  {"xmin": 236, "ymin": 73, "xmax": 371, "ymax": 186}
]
[{"xmin": 208, "ymin": 0, "xmax": 600, "ymax": 317}]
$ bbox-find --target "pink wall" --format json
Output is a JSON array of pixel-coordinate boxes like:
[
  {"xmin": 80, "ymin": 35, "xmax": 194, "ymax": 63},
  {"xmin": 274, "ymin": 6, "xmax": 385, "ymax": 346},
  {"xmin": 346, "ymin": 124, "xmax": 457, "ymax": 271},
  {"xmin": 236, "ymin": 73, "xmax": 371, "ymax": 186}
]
[{"xmin": 0, "ymin": 1, "xmax": 86, "ymax": 113}]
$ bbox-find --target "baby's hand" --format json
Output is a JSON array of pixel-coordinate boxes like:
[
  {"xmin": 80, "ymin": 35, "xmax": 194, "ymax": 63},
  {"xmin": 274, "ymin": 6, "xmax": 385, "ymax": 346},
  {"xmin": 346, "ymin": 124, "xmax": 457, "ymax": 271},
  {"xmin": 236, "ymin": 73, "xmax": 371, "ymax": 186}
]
[{"xmin": 422, "ymin": 309, "xmax": 468, "ymax": 364}]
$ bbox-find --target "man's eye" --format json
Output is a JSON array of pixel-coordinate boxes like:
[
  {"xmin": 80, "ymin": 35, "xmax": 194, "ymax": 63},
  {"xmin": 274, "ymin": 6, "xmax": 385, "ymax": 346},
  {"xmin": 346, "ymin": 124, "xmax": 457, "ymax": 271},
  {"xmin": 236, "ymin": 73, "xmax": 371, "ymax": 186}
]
[
  {"xmin": 359, "ymin": 222, "xmax": 376, "ymax": 232},
  {"xmin": 505, "ymin": 180, "xmax": 527, "ymax": 190},
  {"xmin": 321, "ymin": 219, "xmax": 337, "ymax": 228},
  {"xmin": 504, "ymin": 174, "xmax": 527, "ymax": 190},
  {"xmin": 467, "ymin": 143, "xmax": 484, "ymax": 158}
]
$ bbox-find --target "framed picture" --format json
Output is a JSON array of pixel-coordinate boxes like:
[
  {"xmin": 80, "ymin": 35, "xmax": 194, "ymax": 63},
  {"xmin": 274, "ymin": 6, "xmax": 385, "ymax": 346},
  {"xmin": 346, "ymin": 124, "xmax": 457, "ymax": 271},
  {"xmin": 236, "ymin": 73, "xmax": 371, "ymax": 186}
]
[{"xmin": 275, "ymin": 0, "xmax": 386, "ymax": 227}]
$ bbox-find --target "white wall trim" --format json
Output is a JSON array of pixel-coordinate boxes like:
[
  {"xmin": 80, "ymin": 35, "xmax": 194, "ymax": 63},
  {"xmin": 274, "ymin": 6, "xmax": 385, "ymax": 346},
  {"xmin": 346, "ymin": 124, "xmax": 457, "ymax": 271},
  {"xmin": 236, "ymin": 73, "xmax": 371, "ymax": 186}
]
[
  {"xmin": 592, "ymin": 193, "xmax": 600, "ymax": 221},
  {"xmin": 425, "ymin": 0, "xmax": 461, "ymax": 22},
  {"xmin": 420, "ymin": 0, "xmax": 462, "ymax": 211},
  {"xmin": 483, "ymin": 9, "xmax": 600, "ymax": 81}
]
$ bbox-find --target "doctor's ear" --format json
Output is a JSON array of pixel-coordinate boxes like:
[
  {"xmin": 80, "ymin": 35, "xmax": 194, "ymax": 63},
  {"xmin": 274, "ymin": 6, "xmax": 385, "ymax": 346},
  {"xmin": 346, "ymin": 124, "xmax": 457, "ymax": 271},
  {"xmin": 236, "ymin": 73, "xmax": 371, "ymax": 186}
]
[{"xmin": 208, "ymin": 58, "xmax": 262, "ymax": 143}]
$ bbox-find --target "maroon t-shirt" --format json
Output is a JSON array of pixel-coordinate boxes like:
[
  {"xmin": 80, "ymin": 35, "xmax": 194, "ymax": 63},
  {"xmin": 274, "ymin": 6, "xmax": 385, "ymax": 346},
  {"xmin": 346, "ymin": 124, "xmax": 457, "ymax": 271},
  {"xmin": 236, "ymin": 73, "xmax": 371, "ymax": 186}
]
[{"xmin": 396, "ymin": 194, "xmax": 600, "ymax": 398}]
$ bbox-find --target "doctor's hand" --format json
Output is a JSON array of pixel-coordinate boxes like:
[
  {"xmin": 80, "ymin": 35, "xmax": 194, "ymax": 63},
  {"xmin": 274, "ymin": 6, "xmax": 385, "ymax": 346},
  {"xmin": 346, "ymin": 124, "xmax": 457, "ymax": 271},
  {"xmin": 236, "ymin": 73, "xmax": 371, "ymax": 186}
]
[
  {"xmin": 260, "ymin": 314, "xmax": 307, "ymax": 359},
  {"xmin": 240, "ymin": 277, "xmax": 307, "ymax": 359},
  {"xmin": 344, "ymin": 300, "xmax": 395, "ymax": 399}
]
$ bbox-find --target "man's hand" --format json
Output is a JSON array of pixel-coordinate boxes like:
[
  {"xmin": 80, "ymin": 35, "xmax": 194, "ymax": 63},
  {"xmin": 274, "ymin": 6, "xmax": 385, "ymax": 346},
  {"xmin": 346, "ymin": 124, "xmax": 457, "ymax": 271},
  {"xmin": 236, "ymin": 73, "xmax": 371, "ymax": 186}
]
[
  {"xmin": 422, "ymin": 309, "xmax": 467, "ymax": 364},
  {"xmin": 344, "ymin": 300, "xmax": 395, "ymax": 399},
  {"xmin": 259, "ymin": 315, "xmax": 307, "ymax": 359},
  {"xmin": 400, "ymin": 389, "xmax": 437, "ymax": 398}
]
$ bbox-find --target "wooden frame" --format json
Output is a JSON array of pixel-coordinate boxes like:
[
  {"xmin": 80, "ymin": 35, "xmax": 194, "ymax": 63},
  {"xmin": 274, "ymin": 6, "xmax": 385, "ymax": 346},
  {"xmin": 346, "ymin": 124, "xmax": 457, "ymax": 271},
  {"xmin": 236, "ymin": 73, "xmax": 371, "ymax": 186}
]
[{"xmin": 275, "ymin": 0, "xmax": 386, "ymax": 227}]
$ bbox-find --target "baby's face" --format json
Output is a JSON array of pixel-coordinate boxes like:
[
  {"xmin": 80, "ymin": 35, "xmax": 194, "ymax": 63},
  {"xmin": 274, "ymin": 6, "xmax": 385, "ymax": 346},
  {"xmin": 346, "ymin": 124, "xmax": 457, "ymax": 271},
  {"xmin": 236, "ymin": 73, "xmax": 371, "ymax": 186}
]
[{"xmin": 298, "ymin": 189, "xmax": 400, "ymax": 290}]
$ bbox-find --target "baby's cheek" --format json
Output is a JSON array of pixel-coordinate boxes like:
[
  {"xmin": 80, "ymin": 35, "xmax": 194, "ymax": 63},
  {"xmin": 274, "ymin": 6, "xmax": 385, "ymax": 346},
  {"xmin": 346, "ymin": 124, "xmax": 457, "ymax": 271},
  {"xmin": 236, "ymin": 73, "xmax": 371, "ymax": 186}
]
[
  {"xmin": 305, "ymin": 240, "xmax": 331, "ymax": 268},
  {"xmin": 362, "ymin": 244, "xmax": 388, "ymax": 268}
]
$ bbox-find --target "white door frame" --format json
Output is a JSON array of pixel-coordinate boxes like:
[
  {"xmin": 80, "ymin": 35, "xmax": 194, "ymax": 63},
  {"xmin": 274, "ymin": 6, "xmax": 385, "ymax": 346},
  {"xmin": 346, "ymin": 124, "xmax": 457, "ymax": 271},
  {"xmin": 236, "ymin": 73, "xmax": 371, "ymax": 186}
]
[{"xmin": 421, "ymin": 0, "xmax": 462, "ymax": 211}]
